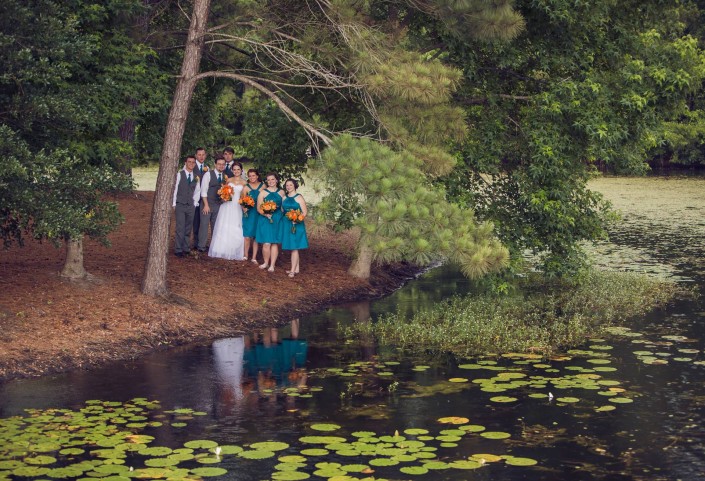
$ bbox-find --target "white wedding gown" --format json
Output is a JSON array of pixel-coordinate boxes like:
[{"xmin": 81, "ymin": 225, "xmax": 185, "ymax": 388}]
[{"xmin": 209, "ymin": 183, "xmax": 245, "ymax": 260}]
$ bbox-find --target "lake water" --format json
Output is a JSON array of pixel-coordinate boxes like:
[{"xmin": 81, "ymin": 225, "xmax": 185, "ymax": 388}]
[{"xmin": 1, "ymin": 176, "xmax": 704, "ymax": 480}]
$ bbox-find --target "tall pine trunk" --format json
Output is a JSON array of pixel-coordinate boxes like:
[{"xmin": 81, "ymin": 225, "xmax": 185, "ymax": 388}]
[
  {"xmin": 348, "ymin": 239, "xmax": 374, "ymax": 279},
  {"xmin": 141, "ymin": 0, "xmax": 211, "ymax": 296},
  {"xmin": 61, "ymin": 238, "xmax": 87, "ymax": 280}
]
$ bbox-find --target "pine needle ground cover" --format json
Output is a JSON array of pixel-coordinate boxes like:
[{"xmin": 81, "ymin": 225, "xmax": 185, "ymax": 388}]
[{"xmin": 346, "ymin": 270, "xmax": 682, "ymax": 356}]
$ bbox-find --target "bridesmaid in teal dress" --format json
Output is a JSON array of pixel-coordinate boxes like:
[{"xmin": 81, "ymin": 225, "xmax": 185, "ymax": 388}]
[
  {"xmin": 280, "ymin": 178, "xmax": 309, "ymax": 278},
  {"xmin": 255, "ymin": 172, "xmax": 284, "ymax": 272},
  {"xmin": 241, "ymin": 168, "xmax": 263, "ymax": 264}
]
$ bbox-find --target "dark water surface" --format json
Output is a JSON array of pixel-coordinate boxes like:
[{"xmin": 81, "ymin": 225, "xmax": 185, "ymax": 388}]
[{"xmin": 2, "ymin": 179, "xmax": 705, "ymax": 480}]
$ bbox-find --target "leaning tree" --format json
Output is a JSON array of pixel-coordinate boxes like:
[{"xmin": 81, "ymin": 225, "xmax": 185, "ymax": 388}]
[{"xmin": 141, "ymin": 0, "xmax": 525, "ymax": 295}]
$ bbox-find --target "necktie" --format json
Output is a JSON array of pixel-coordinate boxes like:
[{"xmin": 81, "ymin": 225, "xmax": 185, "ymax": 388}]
[
  {"xmin": 187, "ymin": 174, "xmax": 191, "ymax": 183},
  {"xmin": 218, "ymin": 174, "xmax": 222, "ymax": 182}
]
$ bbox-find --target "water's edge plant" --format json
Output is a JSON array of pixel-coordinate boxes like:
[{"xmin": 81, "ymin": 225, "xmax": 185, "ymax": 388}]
[{"xmin": 344, "ymin": 270, "xmax": 686, "ymax": 357}]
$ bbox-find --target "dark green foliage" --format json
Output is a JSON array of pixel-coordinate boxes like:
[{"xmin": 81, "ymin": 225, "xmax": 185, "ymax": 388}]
[
  {"xmin": 233, "ymin": 93, "xmax": 311, "ymax": 181},
  {"xmin": 415, "ymin": 0, "xmax": 705, "ymax": 275},
  {"xmin": 0, "ymin": 0, "xmax": 147, "ymax": 246}
]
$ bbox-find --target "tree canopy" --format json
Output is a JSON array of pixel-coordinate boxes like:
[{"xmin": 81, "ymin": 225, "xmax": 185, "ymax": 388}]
[
  {"xmin": 4, "ymin": 0, "xmax": 705, "ymax": 287},
  {"xmin": 408, "ymin": 0, "xmax": 705, "ymax": 274},
  {"xmin": 0, "ymin": 0, "xmax": 156, "ymax": 255}
]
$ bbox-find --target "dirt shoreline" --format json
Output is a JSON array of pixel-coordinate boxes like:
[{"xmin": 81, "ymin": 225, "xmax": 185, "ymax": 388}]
[{"xmin": 0, "ymin": 192, "xmax": 418, "ymax": 382}]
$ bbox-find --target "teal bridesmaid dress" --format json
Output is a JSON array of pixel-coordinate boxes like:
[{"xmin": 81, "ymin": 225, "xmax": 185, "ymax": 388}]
[
  {"xmin": 255, "ymin": 188, "xmax": 283, "ymax": 244},
  {"xmin": 242, "ymin": 182, "xmax": 262, "ymax": 238},
  {"xmin": 280, "ymin": 194, "xmax": 308, "ymax": 251}
]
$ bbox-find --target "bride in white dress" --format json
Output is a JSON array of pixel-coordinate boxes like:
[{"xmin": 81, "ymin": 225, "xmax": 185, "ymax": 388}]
[{"xmin": 209, "ymin": 164, "xmax": 246, "ymax": 260}]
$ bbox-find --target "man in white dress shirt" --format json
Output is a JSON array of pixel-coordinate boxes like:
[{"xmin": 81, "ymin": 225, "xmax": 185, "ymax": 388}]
[
  {"xmin": 172, "ymin": 156, "xmax": 201, "ymax": 258},
  {"xmin": 198, "ymin": 155, "xmax": 227, "ymax": 253},
  {"xmin": 192, "ymin": 147, "xmax": 208, "ymax": 250}
]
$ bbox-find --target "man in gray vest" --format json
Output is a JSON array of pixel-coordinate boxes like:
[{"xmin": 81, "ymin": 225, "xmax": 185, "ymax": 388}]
[
  {"xmin": 197, "ymin": 155, "xmax": 228, "ymax": 253},
  {"xmin": 172, "ymin": 156, "xmax": 201, "ymax": 257}
]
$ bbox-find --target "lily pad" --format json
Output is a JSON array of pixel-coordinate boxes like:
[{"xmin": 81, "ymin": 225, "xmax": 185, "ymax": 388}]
[
  {"xmin": 340, "ymin": 464, "xmax": 369, "ymax": 473},
  {"xmin": 470, "ymin": 453, "xmax": 502, "ymax": 463},
  {"xmin": 309, "ymin": 424, "xmax": 341, "ymax": 432},
  {"xmin": 239, "ymin": 450, "xmax": 275, "ymax": 460},
  {"xmin": 369, "ymin": 458, "xmax": 399, "ymax": 467},
  {"xmin": 139, "ymin": 447, "xmax": 173, "ymax": 456},
  {"xmin": 271, "ymin": 471, "xmax": 310, "ymax": 480},
  {"xmin": 595, "ymin": 405, "xmax": 617, "ymax": 412},
  {"xmin": 489, "ymin": 396, "xmax": 518, "ymax": 403},
  {"xmin": 218, "ymin": 445, "xmax": 243, "ymax": 455},
  {"xmin": 12, "ymin": 466, "xmax": 50, "ymax": 477},
  {"xmin": 609, "ymin": 397, "xmax": 634, "ymax": 404},
  {"xmin": 437, "ymin": 416, "xmax": 469, "ymax": 424},
  {"xmin": 299, "ymin": 436, "xmax": 347, "ymax": 444},
  {"xmin": 399, "ymin": 466, "xmax": 429, "ymax": 475},
  {"xmin": 449, "ymin": 460, "xmax": 481, "ymax": 469},
  {"xmin": 279, "ymin": 455, "xmax": 307, "ymax": 463},
  {"xmin": 459, "ymin": 424, "xmax": 486, "ymax": 433},
  {"xmin": 299, "ymin": 448, "xmax": 329, "ymax": 456},
  {"xmin": 250, "ymin": 441, "xmax": 289, "ymax": 451},
  {"xmin": 505, "ymin": 456, "xmax": 538, "ymax": 466},
  {"xmin": 24, "ymin": 456, "xmax": 57, "ymax": 465},
  {"xmin": 190, "ymin": 467, "xmax": 228, "ymax": 477},
  {"xmin": 480, "ymin": 431, "xmax": 511, "ymax": 440},
  {"xmin": 144, "ymin": 458, "xmax": 180, "ymax": 467},
  {"xmin": 184, "ymin": 440, "xmax": 218, "ymax": 449}
]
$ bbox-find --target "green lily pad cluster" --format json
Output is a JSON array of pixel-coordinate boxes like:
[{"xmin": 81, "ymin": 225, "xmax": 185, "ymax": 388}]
[
  {"xmin": 605, "ymin": 326, "xmax": 703, "ymax": 366},
  {"xmin": 250, "ymin": 420, "xmax": 530, "ymax": 479},
  {"xmin": 320, "ymin": 360, "xmax": 399, "ymax": 380},
  {"xmin": 0, "ymin": 398, "xmax": 230, "ymax": 481},
  {"xmin": 455, "ymin": 346, "xmax": 636, "ymax": 411},
  {"xmin": 0, "ymin": 397, "xmax": 543, "ymax": 481}
]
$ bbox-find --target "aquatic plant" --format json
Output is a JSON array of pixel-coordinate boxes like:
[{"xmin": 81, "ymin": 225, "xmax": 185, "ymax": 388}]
[
  {"xmin": 346, "ymin": 270, "xmax": 682, "ymax": 356},
  {"xmin": 0, "ymin": 398, "xmax": 543, "ymax": 480}
]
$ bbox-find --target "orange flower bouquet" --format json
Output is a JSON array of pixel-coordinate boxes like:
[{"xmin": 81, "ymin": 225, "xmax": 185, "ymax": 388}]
[
  {"xmin": 285, "ymin": 209, "xmax": 304, "ymax": 233},
  {"xmin": 238, "ymin": 194, "xmax": 255, "ymax": 217},
  {"xmin": 217, "ymin": 184, "xmax": 234, "ymax": 202},
  {"xmin": 261, "ymin": 200, "xmax": 278, "ymax": 223}
]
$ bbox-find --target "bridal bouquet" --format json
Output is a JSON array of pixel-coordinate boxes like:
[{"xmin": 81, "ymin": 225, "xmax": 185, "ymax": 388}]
[
  {"xmin": 285, "ymin": 209, "xmax": 304, "ymax": 233},
  {"xmin": 217, "ymin": 184, "xmax": 234, "ymax": 202},
  {"xmin": 238, "ymin": 194, "xmax": 255, "ymax": 217},
  {"xmin": 261, "ymin": 200, "xmax": 278, "ymax": 223}
]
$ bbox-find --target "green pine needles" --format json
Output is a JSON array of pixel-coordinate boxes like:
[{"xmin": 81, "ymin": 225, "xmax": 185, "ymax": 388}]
[{"xmin": 314, "ymin": 135, "xmax": 509, "ymax": 278}]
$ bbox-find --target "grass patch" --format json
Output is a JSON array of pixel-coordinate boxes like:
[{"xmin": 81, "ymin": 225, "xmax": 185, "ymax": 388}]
[{"xmin": 346, "ymin": 270, "xmax": 685, "ymax": 357}]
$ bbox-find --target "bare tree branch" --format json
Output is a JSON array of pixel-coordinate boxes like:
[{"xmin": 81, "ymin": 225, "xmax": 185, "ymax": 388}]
[{"xmin": 195, "ymin": 71, "xmax": 333, "ymax": 145}]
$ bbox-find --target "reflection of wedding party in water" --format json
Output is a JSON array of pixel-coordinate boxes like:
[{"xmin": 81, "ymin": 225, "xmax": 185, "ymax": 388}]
[
  {"xmin": 172, "ymin": 147, "xmax": 308, "ymax": 277},
  {"xmin": 212, "ymin": 319, "xmax": 308, "ymax": 404}
]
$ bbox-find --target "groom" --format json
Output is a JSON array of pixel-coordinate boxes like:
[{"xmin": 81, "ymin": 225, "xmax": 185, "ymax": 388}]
[{"xmin": 198, "ymin": 155, "xmax": 228, "ymax": 253}]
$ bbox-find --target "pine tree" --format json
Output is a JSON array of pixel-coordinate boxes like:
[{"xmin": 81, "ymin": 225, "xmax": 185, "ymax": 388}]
[{"xmin": 315, "ymin": 135, "xmax": 509, "ymax": 278}]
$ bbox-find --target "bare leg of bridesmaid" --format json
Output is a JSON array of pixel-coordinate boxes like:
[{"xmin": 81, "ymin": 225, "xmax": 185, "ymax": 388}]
[
  {"xmin": 260, "ymin": 243, "xmax": 271, "ymax": 269},
  {"xmin": 268, "ymin": 244, "xmax": 279, "ymax": 272},
  {"xmin": 288, "ymin": 250, "xmax": 300, "ymax": 277},
  {"xmin": 251, "ymin": 240, "xmax": 260, "ymax": 264}
]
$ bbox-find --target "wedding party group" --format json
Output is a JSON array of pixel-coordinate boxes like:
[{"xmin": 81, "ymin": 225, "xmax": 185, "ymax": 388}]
[{"xmin": 172, "ymin": 147, "xmax": 309, "ymax": 277}]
